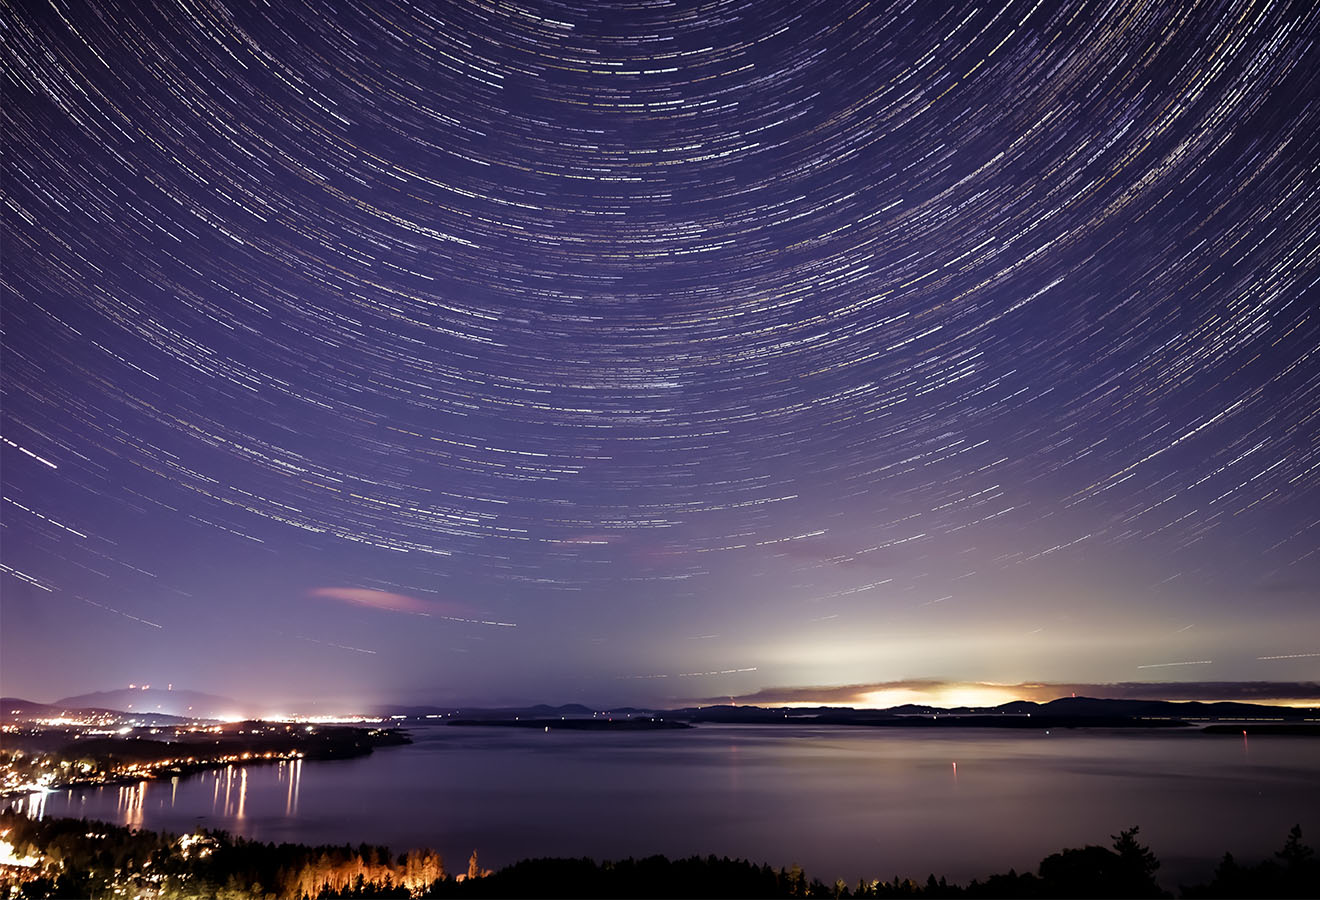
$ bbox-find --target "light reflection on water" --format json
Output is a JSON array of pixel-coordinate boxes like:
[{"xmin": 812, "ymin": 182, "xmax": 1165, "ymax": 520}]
[
  {"xmin": 9, "ymin": 725, "xmax": 1319, "ymax": 887},
  {"xmin": 116, "ymin": 781, "xmax": 147, "ymax": 827}
]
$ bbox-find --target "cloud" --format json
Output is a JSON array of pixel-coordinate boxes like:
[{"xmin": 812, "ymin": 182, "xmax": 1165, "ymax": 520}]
[
  {"xmin": 693, "ymin": 679, "xmax": 1320, "ymax": 708},
  {"xmin": 306, "ymin": 587, "xmax": 516, "ymax": 628},
  {"xmin": 307, "ymin": 587, "xmax": 440, "ymax": 615}
]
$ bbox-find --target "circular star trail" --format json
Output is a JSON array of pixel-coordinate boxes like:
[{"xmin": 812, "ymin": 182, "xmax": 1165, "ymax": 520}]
[{"xmin": 2, "ymin": 0, "xmax": 1318, "ymax": 705}]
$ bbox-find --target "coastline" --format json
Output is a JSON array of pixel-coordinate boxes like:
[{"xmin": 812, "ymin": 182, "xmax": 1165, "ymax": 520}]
[
  {"xmin": 1, "ymin": 725, "xmax": 410, "ymax": 800},
  {"xmin": 7, "ymin": 721, "xmax": 1316, "ymax": 893}
]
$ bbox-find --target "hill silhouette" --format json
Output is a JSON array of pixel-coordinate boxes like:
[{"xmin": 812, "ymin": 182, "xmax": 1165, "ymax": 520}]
[{"xmin": 53, "ymin": 687, "xmax": 248, "ymax": 719}]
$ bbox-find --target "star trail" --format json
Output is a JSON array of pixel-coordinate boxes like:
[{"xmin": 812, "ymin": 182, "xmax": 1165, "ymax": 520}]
[{"xmin": 2, "ymin": 0, "xmax": 1318, "ymax": 709}]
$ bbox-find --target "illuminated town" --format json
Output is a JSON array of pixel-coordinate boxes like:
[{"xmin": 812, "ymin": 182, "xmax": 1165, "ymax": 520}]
[
  {"xmin": 0, "ymin": 699, "xmax": 422, "ymax": 896},
  {"xmin": 1, "ymin": 702, "xmax": 407, "ymax": 799},
  {"xmin": 0, "ymin": 813, "xmax": 458, "ymax": 899}
]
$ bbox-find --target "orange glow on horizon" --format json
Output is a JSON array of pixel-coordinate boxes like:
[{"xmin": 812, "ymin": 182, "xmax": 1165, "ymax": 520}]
[{"xmin": 731, "ymin": 683, "xmax": 1320, "ymax": 710}]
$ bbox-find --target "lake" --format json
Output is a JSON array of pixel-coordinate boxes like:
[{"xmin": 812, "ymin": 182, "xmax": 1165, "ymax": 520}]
[{"xmin": 11, "ymin": 724, "xmax": 1319, "ymax": 888}]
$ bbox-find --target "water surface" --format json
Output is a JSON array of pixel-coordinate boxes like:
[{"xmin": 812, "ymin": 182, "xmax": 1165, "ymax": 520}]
[{"xmin": 15, "ymin": 724, "xmax": 1318, "ymax": 888}]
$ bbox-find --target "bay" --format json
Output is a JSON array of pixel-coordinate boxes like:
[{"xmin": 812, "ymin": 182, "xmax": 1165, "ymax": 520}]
[{"xmin": 14, "ymin": 724, "xmax": 1319, "ymax": 888}]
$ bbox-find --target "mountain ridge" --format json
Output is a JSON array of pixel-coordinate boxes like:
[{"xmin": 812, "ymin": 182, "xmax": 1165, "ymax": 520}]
[
  {"xmin": 7, "ymin": 693, "xmax": 1312, "ymax": 725},
  {"xmin": 51, "ymin": 688, "xmax": 247, "ymax": 720}
]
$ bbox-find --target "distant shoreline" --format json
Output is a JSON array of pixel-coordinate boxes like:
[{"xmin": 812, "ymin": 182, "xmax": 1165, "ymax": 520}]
[
  {"xmin": 446, "ymin": 716, "xmax": 691, "ymax": 730},
  {"xmin": 0, "ymin": 724, "xmax": 410, "ymax": 799},
  {"xmin": 439, "ymin": 714, "xmax": 1320, "ymax": 734}
]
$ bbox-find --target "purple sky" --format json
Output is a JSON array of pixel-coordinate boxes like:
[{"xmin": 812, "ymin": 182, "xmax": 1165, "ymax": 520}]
[{"xmin": 3, "ymin": 1, "xmax": 1317, "ymax": 710}]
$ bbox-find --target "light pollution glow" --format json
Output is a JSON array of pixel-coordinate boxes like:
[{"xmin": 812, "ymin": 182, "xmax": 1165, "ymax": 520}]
[{"xmin": 698, "ymin": 680, "xmax": 1320, "ymax": 709}]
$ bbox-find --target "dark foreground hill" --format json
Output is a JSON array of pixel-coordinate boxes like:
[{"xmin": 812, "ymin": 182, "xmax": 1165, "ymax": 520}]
[{"xmin": 2, "ymin": 812, "xmax": 1316, "ymax": 898}]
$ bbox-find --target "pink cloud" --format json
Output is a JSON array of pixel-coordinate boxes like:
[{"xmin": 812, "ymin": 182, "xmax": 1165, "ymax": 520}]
[{"xmin": 308, "ymin": 587, "xmax": 440, "ymax": 615}]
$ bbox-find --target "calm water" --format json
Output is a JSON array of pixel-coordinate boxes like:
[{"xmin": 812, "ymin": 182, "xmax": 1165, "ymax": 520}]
[{"xmin": 13, "ymin": 724, "xmax": 1320, "ymax": 887}]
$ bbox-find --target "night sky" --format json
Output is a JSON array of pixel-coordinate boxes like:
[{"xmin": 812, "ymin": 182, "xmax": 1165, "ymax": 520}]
[{"xmin": 3, "ymin": 0, "xmax": 1318, "ymax": 711}]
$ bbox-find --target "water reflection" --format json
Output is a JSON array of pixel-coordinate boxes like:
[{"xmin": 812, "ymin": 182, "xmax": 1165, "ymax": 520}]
[
  {"xmin": 117, "ymin": 781, "xmax": 147, "ymax": 827},
  {"xmin": 5, "ymin": 726, "xmax": 1317, "ymax": 889},
  {"xmin": 237, "ymin": 768, "xmax": 247, "ymax": 820},
  {"xmin": 282, "ymin": 758, "xmax": 302, "ymax": 816},
  {"xmin": 19, "ymin": 790, "xmax": 48, "ymax": 820},
  {"xmin": 220, "ymin": 766, "xmax": 235, "ymax": 817}
]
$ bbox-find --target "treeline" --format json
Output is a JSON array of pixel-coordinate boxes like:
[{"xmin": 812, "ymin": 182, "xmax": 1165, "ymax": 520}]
[
  {"xmin": 0, "ymin": 809, "xmax": 446, "ymax": 899},
  {"xmin": 418, "ymin": 827, "xmax": 1317, "ymax": 899},
  {"xmin": 1, "ymin": 810, "xmax": 1316, "ymax": 898}
]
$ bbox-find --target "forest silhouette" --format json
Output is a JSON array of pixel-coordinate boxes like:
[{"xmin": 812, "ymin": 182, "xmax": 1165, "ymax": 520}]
[{"xmin": 1, "ymin": 811, "xmax": 1316, "ymax": 898}]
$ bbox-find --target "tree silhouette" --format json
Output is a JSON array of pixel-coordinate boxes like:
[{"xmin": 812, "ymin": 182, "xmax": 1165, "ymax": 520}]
[
  {"xmin": 1277, "ymin": 825, "xmax": 1313, "ymax": 868},
  {"xmin": 1182, "ymin": 825, "xmax": 1319, "ymax": 898},
  {"xmin": 6, "ymin": 809, "xmax": 1318, "ymax": 899}
]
